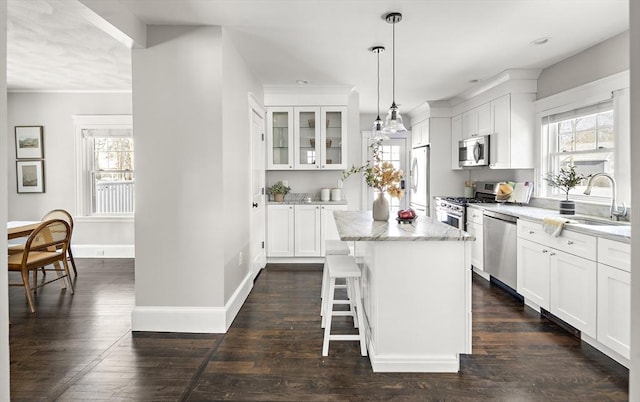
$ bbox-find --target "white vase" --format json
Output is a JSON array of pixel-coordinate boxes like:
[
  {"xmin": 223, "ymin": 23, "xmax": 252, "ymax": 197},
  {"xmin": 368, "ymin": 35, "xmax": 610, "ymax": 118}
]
[{"xmin": 372, "ymin": 192, "xmax": 390, "ymax": 221}]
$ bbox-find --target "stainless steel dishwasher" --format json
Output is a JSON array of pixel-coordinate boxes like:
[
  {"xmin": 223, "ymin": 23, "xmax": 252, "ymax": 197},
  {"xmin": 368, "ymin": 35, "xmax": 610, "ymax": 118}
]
[{"xmin": 483, "ymin": 210, "xmax": 518, "ymax": 290}]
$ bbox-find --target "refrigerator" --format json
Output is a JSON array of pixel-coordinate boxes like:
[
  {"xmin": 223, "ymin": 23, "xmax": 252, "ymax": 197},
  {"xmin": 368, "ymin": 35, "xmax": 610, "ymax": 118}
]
[{"xmin": 409, "ymin": 144, "xmax": 430, "ymax": 216}]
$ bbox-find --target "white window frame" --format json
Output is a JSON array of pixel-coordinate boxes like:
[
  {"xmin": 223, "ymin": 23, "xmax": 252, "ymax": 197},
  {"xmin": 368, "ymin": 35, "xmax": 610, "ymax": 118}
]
[
  {"xmin": 534, "ymin": 72, "xmax": 630, "ymax": 205},
  {"xmin": 73, "ymin": 115, "xmax": 134, "ymax": 221}
]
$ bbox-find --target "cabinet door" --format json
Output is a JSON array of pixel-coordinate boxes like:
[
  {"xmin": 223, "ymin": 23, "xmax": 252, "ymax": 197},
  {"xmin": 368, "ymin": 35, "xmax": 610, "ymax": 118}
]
[
  {"xmin": 461, "ymin": 109, "xmax": 478, "ymax": 139},
  {"xmin": 267, "ymin": 205, "xmax": 294, "ymax": 256},
  {"xmin": 294, "ymin": 107, "xmax": 320, "ymax": 170},
  {"xmin": 516, "ymin": 238, "xmax": 550, "ymax": 310},
  {"xmin": 320, "ymin": 204, "xmax": 348, "ymax": 255},
  {"xmin": 266, "ymin": 107, "xmax": 294, "ymax": 170},
  {"xmin": 466, "ymin": 221, "xmax": 483, "ymax": 271},
  {"xmin": 477, "ymin": 102, "xmax": 491, "ymax": 135},
  {"xmin": 294, "ymin": 205, "xmax": 321, "ymax": 256},
  {"xmin": 411, "ymin": 121, "xmax": 423, "ymax": 147},
  {"xmin": 489, "ymin": 94, "xmax": 510, "ymax": 169},
  {"xmin": 451, "ymin": 114, "xmax": 462, "ymax": 170},
  {"xmin": 597, "ymin": 263, "xmax": 630, "ymax": 359},
  {"xmin": 550, "ymin": 249, "xmax": 597, "ymax": 338},
  {"xmin": 321, "ymin": 106, "xmax": 347, "ymax": 169}
]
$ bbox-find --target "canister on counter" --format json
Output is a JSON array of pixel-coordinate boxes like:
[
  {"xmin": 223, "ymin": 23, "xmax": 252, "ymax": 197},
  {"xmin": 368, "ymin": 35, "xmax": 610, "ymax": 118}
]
[
  {"xmin": 320, "ymin": 188, "xmax": 331, "ymax": 201},
  {"xmin": 464, "ymin": 181, "xmax": 475, "ymax": 198},
  {"xmin": 331, "ymin": 188, "xmax": 342, "ymax": 201}
]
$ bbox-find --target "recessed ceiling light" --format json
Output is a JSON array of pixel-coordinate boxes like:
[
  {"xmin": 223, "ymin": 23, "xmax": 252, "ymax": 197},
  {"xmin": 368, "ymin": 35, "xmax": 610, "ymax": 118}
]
[
  {"xmin": 530, "ymin": 37, "xmax": 550, "ymax": 45},
  {"xmin": 469, "ymin": 79, "xmax": 479, "ymax": 84},
  {"xmin": 296, "ymin": 79, "xmax": 309, "ymax": 85}
]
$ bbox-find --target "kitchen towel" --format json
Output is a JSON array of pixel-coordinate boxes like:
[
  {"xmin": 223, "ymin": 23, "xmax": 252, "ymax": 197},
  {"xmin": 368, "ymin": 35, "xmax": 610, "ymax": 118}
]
[{"xmin": 542, "ymin": 217, "xmax": 577, "ymax": 237}]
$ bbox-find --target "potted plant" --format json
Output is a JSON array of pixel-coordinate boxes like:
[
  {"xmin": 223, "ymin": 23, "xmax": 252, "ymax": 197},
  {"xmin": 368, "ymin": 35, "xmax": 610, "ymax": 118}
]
[
  {"xmin": 268, "ymin": 181, "xmax": 291, "ymax": 202},
  {"xmin": 544, "ymin": 164, "xmax": 588, "ymax": 215}
]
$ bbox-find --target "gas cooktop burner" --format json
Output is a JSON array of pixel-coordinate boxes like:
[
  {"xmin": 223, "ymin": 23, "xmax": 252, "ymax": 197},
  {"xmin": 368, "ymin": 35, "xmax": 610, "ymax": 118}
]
[{"xmin": 438, "ymin": 196, "xmax": 497, "ymax": 205}]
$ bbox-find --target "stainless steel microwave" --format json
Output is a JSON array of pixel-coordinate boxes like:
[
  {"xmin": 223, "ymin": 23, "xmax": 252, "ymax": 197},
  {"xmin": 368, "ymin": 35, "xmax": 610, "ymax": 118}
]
[{"xmin": 458, "ymin": 135, "xmax": 490, "ymax": 167}]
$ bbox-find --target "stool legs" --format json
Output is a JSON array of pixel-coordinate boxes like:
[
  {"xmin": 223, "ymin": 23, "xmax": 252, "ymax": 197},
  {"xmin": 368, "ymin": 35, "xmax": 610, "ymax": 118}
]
[{"xmin": 322, "ymin": 276, "xmax": 367, "ymax": 357}]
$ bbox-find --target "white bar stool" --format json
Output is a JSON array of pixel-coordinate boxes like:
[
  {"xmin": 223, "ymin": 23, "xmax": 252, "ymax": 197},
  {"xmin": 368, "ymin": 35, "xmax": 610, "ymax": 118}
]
[
  {"xmin": 320, "ymin": 240, "xmax": 351, "ymax": 319},
  {"xmin": 322, "ymin": 254, "xmax": 367, "ymax": 357}
]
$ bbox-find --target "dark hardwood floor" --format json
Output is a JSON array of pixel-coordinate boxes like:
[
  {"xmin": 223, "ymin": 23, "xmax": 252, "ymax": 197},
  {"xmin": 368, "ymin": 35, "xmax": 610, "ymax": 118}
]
[{"xmin": 8, "ymin": 259, "xmax": 628, "ymax": 401}]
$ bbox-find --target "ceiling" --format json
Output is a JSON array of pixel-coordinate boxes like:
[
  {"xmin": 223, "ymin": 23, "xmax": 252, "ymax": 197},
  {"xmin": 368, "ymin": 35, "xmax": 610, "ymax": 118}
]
[{"xmin": 6, "ymin": 0, "xmax": 629, "ymax": 115}]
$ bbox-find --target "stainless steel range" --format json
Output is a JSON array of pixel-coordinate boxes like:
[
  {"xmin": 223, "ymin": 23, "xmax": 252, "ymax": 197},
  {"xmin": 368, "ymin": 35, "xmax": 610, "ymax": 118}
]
[{"xmin": 435, "ymin": 182, "xmax": 501, "ymax": 230}]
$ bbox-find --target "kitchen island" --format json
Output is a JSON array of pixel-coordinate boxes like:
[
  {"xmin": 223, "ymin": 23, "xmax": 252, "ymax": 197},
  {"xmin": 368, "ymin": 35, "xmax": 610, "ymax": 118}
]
[{"xmin": 333, "ymin": 210, "xmax": 475, "ymax": 372}]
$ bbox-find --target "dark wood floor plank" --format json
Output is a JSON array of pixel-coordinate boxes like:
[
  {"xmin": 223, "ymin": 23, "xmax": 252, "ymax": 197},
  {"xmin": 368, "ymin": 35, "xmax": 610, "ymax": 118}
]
[{"xmin": 9, "ymin": 259, "xmax": 629, "ymax": 401}]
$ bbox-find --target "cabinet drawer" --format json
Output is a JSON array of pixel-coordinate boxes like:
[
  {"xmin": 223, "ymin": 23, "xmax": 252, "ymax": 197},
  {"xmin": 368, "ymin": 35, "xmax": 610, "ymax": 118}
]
[
  {"xmin": 517, "ymin": 219, "xmax": 596, "ymax": 260},
  {"xmin": 466, "ymin": 207, "xmax": 484, "ymax": 225},
  {"xmin": 598, "ymin": 238, "xmax": 630, "ymax": 272}
]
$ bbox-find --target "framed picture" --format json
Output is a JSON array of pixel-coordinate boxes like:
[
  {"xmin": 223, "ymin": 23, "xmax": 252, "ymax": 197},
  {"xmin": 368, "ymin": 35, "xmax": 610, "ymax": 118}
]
[
  {"xmin": 15, "ymin": 126, "xmax": 44, "ymax": 159},
  {"xmin": 16, "ymin": 160, "xmax": 45, "ymax": 193}
]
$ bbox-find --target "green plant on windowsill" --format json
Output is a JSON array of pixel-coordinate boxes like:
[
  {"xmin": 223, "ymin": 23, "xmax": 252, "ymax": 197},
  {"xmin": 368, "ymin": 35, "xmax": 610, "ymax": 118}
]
[{"xmin": 544, "ymin": 164, "xmax": 589, "ymax": 201}]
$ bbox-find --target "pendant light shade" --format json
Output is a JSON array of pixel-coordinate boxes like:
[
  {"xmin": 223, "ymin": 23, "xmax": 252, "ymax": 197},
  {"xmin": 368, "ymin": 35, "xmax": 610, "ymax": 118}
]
[
  {"xmin": 382, "ymin": 12, "xmax": 407, "ymax": 134},
  {"xmin": 370, "ymin": 46, "xmax": 385, "ymax": 139}
]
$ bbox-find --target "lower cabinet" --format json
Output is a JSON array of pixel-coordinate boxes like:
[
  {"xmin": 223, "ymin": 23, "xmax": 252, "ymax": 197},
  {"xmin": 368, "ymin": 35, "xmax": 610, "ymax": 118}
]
[
  {"xmin": 267, "ymin": 204, "xmax": 347, "ymax": 258},
  {"xmin": 466, "ymin": 207, "xmax": 484, "ymax": 271},
  {"xmin": 516, "ymin": 238, "xmax": 550, "ymax": 309},
  {"xmin": 549, "ymin": 249, "xmax": 597, "ymax": 338},
  {"xmin": 266, "ymin": 205, "xmax": 295, "ymax": 257},
  {"xmin": 597, "ymin": 263, "xmax": 631, "ymax": 359}
]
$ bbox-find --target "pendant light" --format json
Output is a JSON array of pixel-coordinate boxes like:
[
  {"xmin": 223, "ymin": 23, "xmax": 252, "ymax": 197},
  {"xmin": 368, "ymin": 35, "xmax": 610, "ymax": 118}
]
[
  {"xmin": 370, "ymin": 45, "xmax": 385, "ymax": 139},
  {"xmin": 382, "ymin": 12, "xmax": 407, "ymax": 134}
]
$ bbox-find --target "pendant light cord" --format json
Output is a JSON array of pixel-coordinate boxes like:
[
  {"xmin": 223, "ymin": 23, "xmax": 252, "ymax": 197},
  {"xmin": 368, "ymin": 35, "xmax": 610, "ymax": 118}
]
[
  {"xmin": 392, "ymin": 20, "xmax": 395, "ymax": 104},
  {"xmin": 377, "ymin": 49, "xmax": 381, "ymax": 118}
]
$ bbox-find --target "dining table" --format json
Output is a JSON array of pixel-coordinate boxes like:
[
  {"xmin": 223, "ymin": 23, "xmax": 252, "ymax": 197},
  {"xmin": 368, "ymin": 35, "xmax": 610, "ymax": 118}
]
[{"xmin": 7, "ymin": 221, "xmax": 40, "ymax": 240}]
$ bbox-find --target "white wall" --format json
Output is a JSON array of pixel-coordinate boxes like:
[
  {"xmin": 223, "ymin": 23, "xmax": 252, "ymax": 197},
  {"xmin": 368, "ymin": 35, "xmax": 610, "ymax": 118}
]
[
  {"xmin": 629, "ymin": 2, "xmax": 639, "ymax": 399},
  {"xmin": 132, "ymin": 25, "xmax": 261, "ymax": 333},
  {"xmin": 0, "ymin": 1, "xmax": 10, "ymax": 398},
  {"xmin": 537, "ymin": 31, "xmax": 629, "ymax": 100},
  {"xmin": 6, "ymin": 92, "xmax": 134, "ymax": 251},
  {"xmin": 221, "ymin": 28, "xmax": 264, "ymax": 301}
]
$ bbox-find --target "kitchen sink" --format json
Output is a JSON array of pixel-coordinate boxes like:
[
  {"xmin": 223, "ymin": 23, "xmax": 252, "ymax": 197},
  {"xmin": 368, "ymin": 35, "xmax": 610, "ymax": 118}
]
[{"xmin": 566, "ymin": 216, "xmax": 630, "ymax": 226}]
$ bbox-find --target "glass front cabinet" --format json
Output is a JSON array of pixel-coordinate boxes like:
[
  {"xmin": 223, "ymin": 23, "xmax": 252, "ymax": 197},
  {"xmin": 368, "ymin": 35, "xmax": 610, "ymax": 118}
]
[{"xmin": 267, "ymin": 106, "xmax": 347, "ymax": 170}]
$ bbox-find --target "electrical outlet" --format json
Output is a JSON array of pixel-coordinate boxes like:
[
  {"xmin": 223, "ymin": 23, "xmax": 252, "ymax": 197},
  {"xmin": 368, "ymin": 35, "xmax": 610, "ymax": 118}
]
[{"xmin": 239, "ymin": 252, "xmax": 243, "ymax": 266}]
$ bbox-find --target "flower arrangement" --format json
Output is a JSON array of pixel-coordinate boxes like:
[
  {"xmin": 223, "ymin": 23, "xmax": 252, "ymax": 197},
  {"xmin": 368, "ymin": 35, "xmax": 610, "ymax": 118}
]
[
  {"xmin": 544, "ymin": 164, "xmax": 588, "ymax": 201},
  {"xmin": 343, "ymin": 139, "xmax": 405, "ymax": 199}
]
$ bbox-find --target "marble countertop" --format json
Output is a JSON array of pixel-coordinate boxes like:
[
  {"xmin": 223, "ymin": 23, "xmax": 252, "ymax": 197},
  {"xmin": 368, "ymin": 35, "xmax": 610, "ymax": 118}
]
[
  {"xmin": 267, "ymin": 192, "xmax": 348, "ymax": 205},
  {"xmin": 333, "ymin": 210, "xmax": 475, "ymax": 242},
  {"xmin": 468, "ymin": 203, "xmax": 631, "ymax": 243}
]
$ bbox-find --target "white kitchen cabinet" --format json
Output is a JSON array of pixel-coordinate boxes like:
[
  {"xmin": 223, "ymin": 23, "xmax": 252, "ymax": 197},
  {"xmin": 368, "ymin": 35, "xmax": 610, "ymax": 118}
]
[
  {"xmin": 266, "ymin": 204, "xmax": 294, "ymax": 256},
  {"xmin": 320, "ymin": 204, "xmax": 348, "ymax": 255},
  {"xmin": 466, "ymin": 206, "xmax": 484, "ymax": 271},
  {"xmin": 294, "ymin": 205, "xmax": 322, "ymax": 256},
  {"xmin": 450, "ymin": 114, "xmax": 462, "ymax": 170},
  {"xmin": 461, "ymin": 102, "xmax": 491, "ymax": 139},
  {"xmin": 266, "ymin": 107, "xmax": 294, "ymax": 170},
  {"xmin": 549, "ymin": 249, "xmax": 597, "ymax": 338},
  {"xmin": 516, "ymin": 238, "xmax": 550, "ymax": 310},
  {"xmin": 597, "ymin": 263, "xmax": 630, "ymax": 359},
  {"xmin": 488, "ymin": 93, "xmax": 535, "ymax": 169},
  {"xmin": 267, "ymin": 106, "xmax": 347, "ymax": 170},
  {"xmin": 411, "ymin": 119, "xmax": 430, "ymax": 148},
  {"xmin": 516, "ymin": 220, "xmax": 596, "ymax": 337},
  {"xmin": 294, "ymin": 106, "xmax": 347, "ymax": 170}
]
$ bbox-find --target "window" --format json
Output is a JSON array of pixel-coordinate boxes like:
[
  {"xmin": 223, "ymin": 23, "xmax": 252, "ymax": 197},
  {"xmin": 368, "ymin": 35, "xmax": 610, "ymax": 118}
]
[
  {"xmin": 74, "ymin": 116, "xmax": 134, "ymax": 216},
  {"xmin": 543, "ymin": 101, "xmax": 615, "ymax": 198}
]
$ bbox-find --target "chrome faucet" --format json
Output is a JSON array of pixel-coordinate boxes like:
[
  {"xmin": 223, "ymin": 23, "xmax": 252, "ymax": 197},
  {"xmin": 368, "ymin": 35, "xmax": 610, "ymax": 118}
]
[{"xmin": 583, "ymin": 172, "xmax": 627, "ymax": 220}]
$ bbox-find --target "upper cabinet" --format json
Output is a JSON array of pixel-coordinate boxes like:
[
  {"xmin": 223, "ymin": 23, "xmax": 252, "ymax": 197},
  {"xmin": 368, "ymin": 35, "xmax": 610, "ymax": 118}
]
[
  {"xmin": 267, "ymin": 106, "xmax": 347, "ymax": 170},
  {"xmin": 488, "ymin": 93, "xmax": 535, "ymax": 169},
  {"xmin": 461, "ymin": 102, "xmax": 491, "ymax": 139},
  {"xmin": 450, "ymin": 114, "xmax": 462, "ymax": 170},
  {"xmin": 411, "ymin": 119, "xmax": 430, "ymax": 148}
]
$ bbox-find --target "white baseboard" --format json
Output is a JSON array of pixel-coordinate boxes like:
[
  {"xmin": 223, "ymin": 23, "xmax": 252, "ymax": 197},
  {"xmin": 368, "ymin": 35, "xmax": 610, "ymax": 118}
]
[
  {"xmin": 72, "ymin": 244, "xmax": 135, "ymax": 258},
  {"xmin": 131, "ymin": 271, "xmax": 254, "ymax": 333},
  {"xmin": 367, "ymin": 341, "xmax": 461, "ymax": 373},
  {"xmin": 472, "ymin": 266, "xmax": 490, "ymax": 281}
]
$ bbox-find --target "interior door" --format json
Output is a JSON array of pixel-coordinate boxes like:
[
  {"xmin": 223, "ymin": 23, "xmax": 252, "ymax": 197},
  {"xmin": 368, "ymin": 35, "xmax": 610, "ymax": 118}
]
[
  {"xmin": 250, "ymin": 103, "xmax": 266, "ymax": 279},
  {"xmin": 365, "ymin": 137, "xmax": 408, "ymax": 211}
]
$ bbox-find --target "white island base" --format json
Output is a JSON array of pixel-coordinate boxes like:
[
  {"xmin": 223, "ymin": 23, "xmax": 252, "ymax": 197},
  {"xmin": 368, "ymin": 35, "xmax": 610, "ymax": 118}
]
[
  {"xmin": 358, "ymin": 240, "xmax": 472, "ymax": 372},
  {"xmin": 333, "ymin": 211, "xmax": 473, "ymax": 373}
]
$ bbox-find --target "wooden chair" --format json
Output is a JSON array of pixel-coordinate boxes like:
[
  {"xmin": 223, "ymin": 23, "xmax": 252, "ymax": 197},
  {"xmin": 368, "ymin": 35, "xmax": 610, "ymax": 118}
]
[
  {"xmin": 41, "ymin": 209, "xmax": 78, "ymax": 276},
  {"xmin": 8, "ymin": 219, "xmax": 75, "ymax": 314},
  {"xmin": 8, "ymin": 209, "xmax": 78, "ymax": 276}
]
